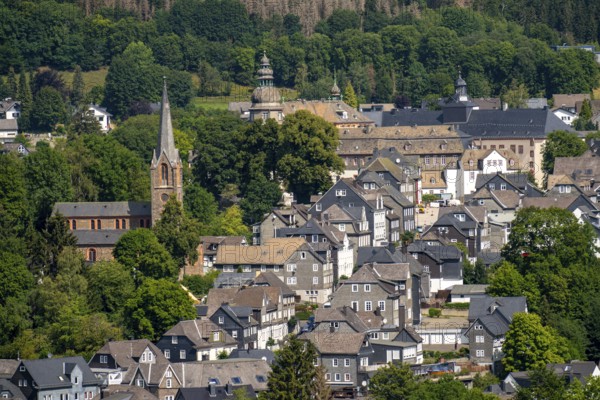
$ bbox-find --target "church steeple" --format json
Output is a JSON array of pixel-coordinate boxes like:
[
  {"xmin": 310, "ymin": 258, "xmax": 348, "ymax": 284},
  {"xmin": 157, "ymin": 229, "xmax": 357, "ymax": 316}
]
[
  {"xmin": 153, "ymin": 77, "xmax": 179, "ymax": 165},
  {"xmin": 150, "ymin": 78, "xmax": 183, "ymax": 224},
  {"xmin": 330, "ymin": 71, "xmax": 341, "ymax": 101}
]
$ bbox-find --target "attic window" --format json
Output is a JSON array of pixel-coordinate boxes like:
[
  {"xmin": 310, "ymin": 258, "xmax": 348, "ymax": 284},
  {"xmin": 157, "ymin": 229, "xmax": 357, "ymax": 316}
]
[
  {"xmin": 469, "ymin": 159, "xmax": 474, "ymax": 167},
  {"xmin": 256, "ymin": 375, "xmax": 267, "ymax": 383},
  {"xmin": 430, "ymin": 177, "xmax": 436, "ymax": 184},
  {"xmin": 209, "ymin": 378, "xmax": 220, "ymax": 385},
  {"xmin": 404, "ymin": 144, "xmax": 412, "ymax": 151},
  {"xmin": 231, "ymin": 377, "xmax": 242, "ymax": 384},
  {"xmin": 440, "ymin": 144, "xmax": 447, "ymax": 150},
  {"xmin": 19, "ymin": 366, "xmax": 25, "ymax": 372}
]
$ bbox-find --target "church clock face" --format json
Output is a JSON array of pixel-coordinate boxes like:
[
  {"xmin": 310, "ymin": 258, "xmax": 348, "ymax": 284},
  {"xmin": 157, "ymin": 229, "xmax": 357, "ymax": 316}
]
[{"xmin": 161, "ymin": 193, "xmax": 169, "ymax": 202}]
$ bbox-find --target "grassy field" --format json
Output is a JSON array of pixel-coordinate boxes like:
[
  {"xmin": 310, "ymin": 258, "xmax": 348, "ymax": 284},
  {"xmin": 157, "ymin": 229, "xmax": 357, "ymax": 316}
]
[{"xmin": 59, "ymin": 67, "xmax": 109, "ymax": 92}]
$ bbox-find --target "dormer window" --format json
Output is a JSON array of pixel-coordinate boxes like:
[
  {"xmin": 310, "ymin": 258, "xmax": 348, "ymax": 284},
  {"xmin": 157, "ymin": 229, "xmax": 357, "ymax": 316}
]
[
  {"xmin": 469, "ymin": 159, "xmax": 474, "ymax": 167},
  {"xmin": 440, "ymin": 143, "xmax": 447, "ymax": 150},
  {"xmin": 335, "ymin": 189, "xmax": 346, "ymax": 196},
  {"xmin": 430, "ymin": 177, "xmax": 436, "ymax": 184},
  {"xmin": 172, "ymin": 336, "xmax": 178, "ymax": 344}
]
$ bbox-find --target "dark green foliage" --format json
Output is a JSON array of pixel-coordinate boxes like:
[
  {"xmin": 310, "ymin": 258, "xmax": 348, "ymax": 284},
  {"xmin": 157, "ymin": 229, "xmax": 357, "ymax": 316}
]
[
  {"xmin": 542, "ymin": 131, "xmax": 588, "ymax": 178},
  {"xmin": 123, "ymin": 278, "xmax": 196, "ymax": 340},
  {"xmin": 263, "ymin": 335, "xmax": 320, "ymax": 400},
  {"xmin": 184, "ymin": 183, "xmax": 219, "ymax": 224},
  {"xmin": 181, "ymin": 271, "xmax": 219, "ymax": 297},
  {"xmin": 30, "ymin": 86, "xmax": 67, "ymax": 131},
  {"xmin": 153, "ymin": 196, "xmax": 201, "ymax": 268},
  {"xmin": 111, "ymin": 114, "xmax": 159, "ymax": 164},
  {"xmin": 113, "ymin": 229, "xmax": 178, "ymax": 282},
  {"xmin": 71, "ymin": 65, "xmax": 85, "ymax": 106},
  {"xmin": 85, "ymin": 261, "xmax": 135, "ymax": 319}
]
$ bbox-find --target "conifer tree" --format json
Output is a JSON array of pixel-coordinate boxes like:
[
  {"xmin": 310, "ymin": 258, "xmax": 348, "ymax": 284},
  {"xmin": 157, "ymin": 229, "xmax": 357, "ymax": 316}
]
[
  {"xmin": 0, "ymin": 76, "xmax": 8, "ymax": 99},
  {"xmin": 17, "ymin": 69, "xmax": 32, "ymax": 131},
  {"xmin": 343, "ymin": 81, "xmax": 358, "ymax": 108},
  {"xmin": 263, "ymin": 335, "xmax": 319, "ymax": 400},
  {"xmin": 7, "ymin": 67, "xmax": 17, "ymax": 99},
  {"xmin": 71, "ymin": 65, "xmax": 85, "ymax": 107}
]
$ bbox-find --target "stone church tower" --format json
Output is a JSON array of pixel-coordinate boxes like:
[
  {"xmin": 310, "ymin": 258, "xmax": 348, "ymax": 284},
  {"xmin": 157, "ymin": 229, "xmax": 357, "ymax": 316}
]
[{"xmin": 150, "ymin": 78, "xmax": 183, "ymax": 224}]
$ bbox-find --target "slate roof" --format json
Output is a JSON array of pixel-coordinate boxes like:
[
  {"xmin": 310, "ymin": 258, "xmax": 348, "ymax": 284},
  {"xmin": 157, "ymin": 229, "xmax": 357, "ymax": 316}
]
[
  {"xmin": 177, "ymin": 386, "xmax": 256, "ymax": 400},
  {"xmin": 458, "ymin": 108, "xmax": 572, "ymax": 137},
  {"xmin": 407, "ymin": 241, "xmax": 462, "ymax": 263},
  {"xmin": 301, "ymin": 332, "xmax": 367, "ymax": 355},
  {"xmin": 206, "ymin": 286, "xmax": 284, "ymax": 316},
  {"xmin": 252, "ymin": 271, "xmax": 295, "ymax": 297},
  {"xmin": 547, "ymin": 361, "xmax": 599, "ymax": 383},
  {"xmin": 490, "ymin": 190, "xmax": 520, "ymax": 209},
  {"xmin": 170, "ymin": 359, "xmax": 270, "ymax": 391},
  {"xmin": 102, "ymin": 385, "xmax": 158, "ymax": 400},
  {"xmin": 282, "ymin": 101, "xmax": 373, "ymax": 125},
  {"xmin": 94, "ymin": 340, "xmax": 168, "ymax": 369},
  {"xmin": 467, "ymin": 296, "xmax": 527, "ymax": 336},
  {"xmin": 553, "ymin": 94, "xmax": 590, "ymax": 109},
  {"xmin": 0, "ymin": 99, "xmax": 20, "ymax": 113},
  {"xmin": 356, "ymin": 247, "xmax": 402, "ymax": 267},
  {"xmin": 450, "ymin": 284, "xmax": 489, "ymax": 295},
  {"xmin": 229, "ymin": 349, "xmax": 275, "ymax": 364},
  {"xmin": 0, "ymin": 360, "xmax": 19, "ymax": 378},
  {"xmin": 314, "ymin": 306, "xmax": 370, "ymax": 332},
  {"xmin": 153, "ymin": 81, "xmax": 180, "ymax": 165},
  {"xmin": 547, "ymin": 174, "xmax": 579, "ymax": 189},
  {"xmin": 72, "ymin": 229, "xmax": 127, "ymax": 246},
  {"xmin": 472, "ymin": 98, "xmax": 502, "ymax": 110},
  {"xmin": 162, "ymin": 320, "xmax": 237, "ymax": 349},
  {"xmin": 213, "ymin": 273, "xmax": 255, "ymax": 288},
  {"xmin": 0, "ymin": 119, "xmax": 18, "ymax": 130},
  {"xmin": 0, "ymin": 379, "xmax": 24, "ymax": 400},
  {"xmin": 460, "ymin": 149, "xmax": 521, "ymax": 170},
  {"xmin": 381, "ymin": 109, "xmax": 444, "ymax": 126},
  {"xmin": 521, "ymin": 194, "xmax": 585, "ymax": 209},
  {"xmin": 53, "ymin": 201, "xmax": 151, "ymax": 218},
  {"xmin": 22, "ymin": 357, "xmax": 100, "ymax": 388},
  {"xmin": 216, "ymin": 304, "xmax": 258, "ymax": 328}
]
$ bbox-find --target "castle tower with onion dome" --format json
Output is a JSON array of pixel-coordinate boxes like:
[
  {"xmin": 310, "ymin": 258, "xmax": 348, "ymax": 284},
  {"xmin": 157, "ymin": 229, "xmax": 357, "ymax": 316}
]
[{"xmin": 248, "ymin": 52, "xmax": 284, "ymax": 123}]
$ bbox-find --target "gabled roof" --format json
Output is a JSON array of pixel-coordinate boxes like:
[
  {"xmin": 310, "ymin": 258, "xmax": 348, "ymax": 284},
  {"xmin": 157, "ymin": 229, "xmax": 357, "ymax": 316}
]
[
  {"xmin": 53, "ymin": 201, "xmax": 151, "ymax": 218},
  {"xmin": 88, "ymin": 104, "xmax": 112, "ymax": 116},
  {"xmin": 301, "ymin": 332, "xmax": 367, "ymax": 355},
  {"xmin": 282, "ymin": 101, "xmax": 373, "ymax": 125},
  {"xmin": 521, "ymin": 194, "xmax": 593, "ymax": 210},
  {"xmin": 0, "ymin": 378, "xmax": 25, "ymax": 400},
  {"xmin": 94, "ymin": 340, "xmax": 167, "ymax": 369},
  {"xmin": 314, "ymin": 306, "xmax": 370, "ymax": 333},
  {"xmin": 0, "ymin": 360, "xmax": 19, "ymax": 378},
  {"xmin": 177, "ymin": 386, "xmax": 256, "ymax": 400},
  {"xmin": 547, "ymin": 174, "xmax": 579, "ymax": 190},
  {"xmin": 459, "ymin": 108, "xmax": 572, "ymax": 137},
  {"xmin": 102, "ymin": 384, "xmax": 158, "ymax": 400},
  {"xmin": 252, "ymin": 271, "xmax": 295, "ymax": 297},
  {"xmin": 467, "ymin": 295, "xmax": 527, "ymax": 336},
  {"xmin": 552, "ymin": 94, "xmax": 590, "ymax": 109},
  {"xmin": 489, "ymin": 190, "xmax": 520, "ymax": 209},
  {"xmin": 72, "ymin": 229, "xmax": 126, "ymax": 246},
  {"xmin": 357, "ymin": 247, "xmax": 402, "ymax": 266},
  {"xmin": 162, "ymin": 320, "xmax": 237, "ymax": 349},
  {"xmin": 216, "ymin": 304, "xmax": 258, "ymax": 328},
  {"xmin": 170, "ymin": 359, "xmax": 270, "ymax": 391},
  {"xmin": 0, "ymin": 119, "xmax": 18, "ymax": 131},
  {"xmin": 407, "ymin": 241, "xmax": 462, "ymax": 263},
  {"xmin": 22, "ymin": 357, "xmax": 100, "ymax": 388}
]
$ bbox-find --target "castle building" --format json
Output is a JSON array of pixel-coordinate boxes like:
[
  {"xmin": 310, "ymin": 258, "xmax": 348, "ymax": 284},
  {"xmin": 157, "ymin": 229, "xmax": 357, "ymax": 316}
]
[
  {"xmin": 54, "ymin": 79, "xmax": 183, "ymax": 263},
  {"xmin": 248, "ymin": 52, "xmax": 283, "ymax": 123}
]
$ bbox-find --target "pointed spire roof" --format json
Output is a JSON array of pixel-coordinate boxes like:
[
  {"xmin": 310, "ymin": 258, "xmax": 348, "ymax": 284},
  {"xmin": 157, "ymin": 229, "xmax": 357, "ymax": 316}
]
[
  {"xmin": 331, "ymin": 74, "xmax": 341, "ymax": 98},
  {"xmin": 155, "ymin": 77, "xmax": 179, "ymax": 164}
]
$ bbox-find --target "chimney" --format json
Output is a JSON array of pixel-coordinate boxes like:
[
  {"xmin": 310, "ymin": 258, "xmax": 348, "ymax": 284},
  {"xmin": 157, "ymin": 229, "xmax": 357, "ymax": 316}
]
[
  {"xmin": 225, "ymin": 382, "xmax": 232, "ymax": 395},
  {"xmin": 208, "ymin": 382, "xmax": 217, "ymax": 397}
]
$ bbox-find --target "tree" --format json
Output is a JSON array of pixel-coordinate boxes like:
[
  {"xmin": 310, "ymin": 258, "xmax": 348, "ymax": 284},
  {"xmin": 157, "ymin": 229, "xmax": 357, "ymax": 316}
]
[
  {"xmin": 181, "ymin": 271, "xmax": 219, "ymax": 298},
  {"xmin": 123, "ymin": 278, "xmax": 196, "ymax": 340},
  {"xmin": 103, "ymin": 42, "xmax": 160, "ymax": 118},
  {"xmin": 515, "ymin": 368, "xmax": 570, "ymax": 400},
  {"xmin": 7, "ymin": 67, "xmax": 17, "ymax": 99},
  {"xmin": 0, "ymin": 153, "xmax": 29, "ymax": 237},
  {"xmin": 502, "ymin": 81, "xmax": 529, "ymax": 109},
  {"xmin": 30, "ymin": 86, "xmax": 67, "ymax": 131},
  {"xmin": 369, "ymin": 362, "xmax": 418, "ymax": 400},
  {"xmin": 263, "ymin": 335, "xmax": 319, "ymax": 400},
  {"xmin": 153, "ymin": 196, "xmax": 201, "ymax": 269},
  {"xmin": 239, "ymin": 175, "xmax": 282, "ymax": 225},
  {"xmin": 502, "ymin": 312, "xmax": 569, "ymax": 373},
  {"xmin": 184, "ymin": 183, "xmax": 219, "ymax": 225},
  {"xmin": 276, "ymin": 111, "xmax": 344, "ymax": 202},
  {"xmin": 71, "ymin": 65, "xmax": 85, "ymax": 106},
  {"xmin": 343, "ymin": 82, "xmax": 358, "ymax": 108},
  {"xmin": 17, "ymin": 69, "xmax": 32, "ymax": 131},
  {"xmin": 111, "ymin": 114, "xmax": 159, "ymax": 164},
  {"xmin": 542, "ymin": 131, "xmax": 588, "ymax": 178},
  {"xmin": 85, "ymin": 260, "xmax": 135, "ymax": 319},
  {"xmin": 214, "ymin": 206, "xmax": 250, "ymax": 237},
  {"xmin": 24, "ymin": 146, "xmax": 73, "ymax": 224},
  {"xmin": 313, "ymin": 365, "xmax": 332, "ymax": 400},
  {"xmin": 113, "ymin": 229, "xmax": 178, "ymax": 282}
]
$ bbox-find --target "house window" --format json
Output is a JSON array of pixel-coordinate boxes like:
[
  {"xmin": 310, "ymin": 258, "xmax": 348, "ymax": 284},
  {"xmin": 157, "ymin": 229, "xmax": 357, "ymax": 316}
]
[
  {"xmin": 488, "ymin": 183, "xmax": 495, "ymax": 190},
  {"xmin": 91, "ymin": 220, "xmax": 95, "ymax": 230},
  {"xmin": 316, "ymin": 203, "xmax": 322, "ymax": 212},
  {"xmin": 287, "ymin": 277, "xmax": 297, "ymax": 285},
  {"xmin": 180, "ymin": 350, "xmax": 186, "ymax": 359},
  {"xmin": 332, "ymin": 359, "xmax": 338, "ymax": 367},
  {"xmin": 261, "ymin": 265, "xmax": 266, "ymax": 272},
  {"xmin": 88, "ymin": 249, "xmax": 97, "ymax": 262},
  {"xmin": 161, "ymin": 164, "xmax": 169, "ymax": 185},
  {"xmin": 335, "ymin": 189, "xmax": 347, "ymax": 196},
  {"xmin": 172, "ymin": 336, "xmax": 178, "ymax": 344},
  {"xmin": 351, "ymin": 301, "xmax": 358, "ymax": 311},
  {"xmin": 344, "ymin": 373, "xmax": 351, "ymax": 382},
  {"xmin": 300, "ymin": 252, "xmax": 306, "ymax": 259},
  {"xmin": 475, "ymin": 325, "xmax": 483, "ymax": 330},
  {"xmin": 262, "ymin": 112, "xmax": 269, "ymax": 120},
  {"xmin": 476, "ymin": 350, "xmax": 485, "ymax": 357},
  {"xmin": 334, "ymin": 373, "xmax": 341, "ymax": 382},
  {"xmin": 243, "ymin": 265, "xmax": 251, "ymax": 272},
  {"xmin": 274, "ymin": 265, "xmax": 279, "ymax": 272},
  {"xmin": 313, "ymin": 277, "xmax": 318, "ymax": 284},
  {"xmin": 382, "ymin": 332, "xmax": 389, "ymax": 340},
  {"xmin": 500, "ymin": 184, "xmax": 506, "ymax": 190},
  {"xmin": 313, "ymin": 264, "xmax": 318, "ymax": 272},
  {"xmin": 325, "ymin": 374, "xmax": 331, "ymax": 381},
  {"xmin": 122, "ymin": 219, "xmax": 126, "ymax": 229},
  {"xmin": 312, "ymin": 234, "xmax": 318, "ymax": 243},
  {"xmin": 97, "ymin": 219, "xmax": 101, "ymax": 229},
  {"xmin": 476, "ymin": 336, "xmax": 485, "ymax": 343},
  {"xmin": 424, "ymin": 156, "xmax": 430, "ymax": 165},
  {"xmin": 338, "ymin": 223, "xmax": 346, "ymax": 231},
  {"xmin": 140, "ymin": 219, "xmax": 145, "ymax": 228},
  {"xmin": 115, "ymin": 219, "xmax": 120, "ymax": 229},
  {"xmin": 71, "ymin": 219, "xmax": 77, "ymax": 230},
  {"xmin": 364, "ymin": 284, "xmax": 371, "ymax": 292},
  {"xmin": 141, "ymin": 353, "xmax": 146, "ymax": 362},
  {"xmin": 218, "ymin": 316, "xmax": 224, "ymax": 324},
  {"xmin": 213, "ymin": 332, "xmax": 220, "ymax": 341},
  {"xmin": 365, "ymin": 301, "xmax": 372, "ymax": 311},
  {"xmin": 164, "ymin": 350, "xmax": 170, "ymax": 359},
  {"xmin": 166, "ymin": 379, "xmax": 172, "ymax": 388},
  {"xmin": 352, "ymin": 284, "xmax": 358, "ymax": 292},
  {"xmin": 99, "ymin": 355, "xmax": 107, "ymax": 364},
  {"xmin": 378, "ymin": 301, "xmax": 386, "ymax": 311},
  {"xmin": 344, "ymin": 359, "xmax": 350, "ymax": 367},
  {"xmin": 518, "ymin": 145, "xmax": 524, "ymax": 154},
  {"xmin": 232, "ymin": 330, "xmax": 238, "ymax": 338},
  {"xmin": 287, "ymin": 264, "xmax": 296, "ymax": 272},
  {"xmin": 136, "ymin": 379, "xmax": 144, "ymax": 387}
]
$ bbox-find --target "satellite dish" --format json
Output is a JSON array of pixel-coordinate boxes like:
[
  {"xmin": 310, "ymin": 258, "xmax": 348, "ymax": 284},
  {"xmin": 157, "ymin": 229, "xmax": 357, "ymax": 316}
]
[
  {"xmin": 395, "ymin": 158, "xmax": 401, "ymax": 164},
  {"xmin": 382, "ymin": 318, "xmax": 388, "ymax": 324}
]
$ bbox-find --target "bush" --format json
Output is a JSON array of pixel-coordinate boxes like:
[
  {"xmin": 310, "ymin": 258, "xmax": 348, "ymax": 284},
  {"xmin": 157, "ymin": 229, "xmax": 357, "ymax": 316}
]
[
  {"xmin": 443, "ymin": 302, "xmax": 470, "ymax": 310},
  {"xmin": 429, "ymin": 308, "xmax": 442, "ymax": 318}
]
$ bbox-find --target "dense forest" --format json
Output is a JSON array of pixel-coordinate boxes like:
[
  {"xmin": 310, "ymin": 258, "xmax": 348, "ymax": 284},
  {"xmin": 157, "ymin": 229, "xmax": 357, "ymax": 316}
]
[{"xmin": 0, "ymin": 0, "xmax": 599, "ymax": 115}]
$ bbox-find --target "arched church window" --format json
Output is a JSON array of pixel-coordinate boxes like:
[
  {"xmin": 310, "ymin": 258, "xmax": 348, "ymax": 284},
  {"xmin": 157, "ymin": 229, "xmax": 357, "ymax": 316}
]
[
  {"xmin": 161, "ymin": 164, "xmax": 169, "ymax": 185},
  {"xmin": 88, "ymin": 248, "xmax": 97, "ymax": 262}
]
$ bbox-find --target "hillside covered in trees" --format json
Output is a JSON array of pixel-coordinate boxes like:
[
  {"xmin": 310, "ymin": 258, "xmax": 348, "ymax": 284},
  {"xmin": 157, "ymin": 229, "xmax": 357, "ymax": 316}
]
[{"xmin": 0, "ymin": 0, "xmax": 599, "ymax": 114}]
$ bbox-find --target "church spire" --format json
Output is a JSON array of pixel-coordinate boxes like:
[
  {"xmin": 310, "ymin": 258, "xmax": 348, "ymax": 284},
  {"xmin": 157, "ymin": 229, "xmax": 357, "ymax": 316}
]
[{"xmin": 154, "ymin": 77, "xmax": 179, "ymax": 164}]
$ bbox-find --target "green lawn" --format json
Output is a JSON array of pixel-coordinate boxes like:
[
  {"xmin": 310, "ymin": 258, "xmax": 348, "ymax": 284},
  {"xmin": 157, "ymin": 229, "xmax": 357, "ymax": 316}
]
[{"xmin": 59, "ymin": 67, "xmax": 108, "ymax": 92}]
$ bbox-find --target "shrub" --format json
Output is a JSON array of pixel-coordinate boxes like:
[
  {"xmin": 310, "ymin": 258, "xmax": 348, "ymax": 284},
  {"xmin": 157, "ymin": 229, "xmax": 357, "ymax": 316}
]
[
  {"xmin": 429, "ymin": 308, "xmax": 442, "ymax": 318},
  {"xmin": 443, "ymin": 302, "xmax": 470, "ymax": 310}
]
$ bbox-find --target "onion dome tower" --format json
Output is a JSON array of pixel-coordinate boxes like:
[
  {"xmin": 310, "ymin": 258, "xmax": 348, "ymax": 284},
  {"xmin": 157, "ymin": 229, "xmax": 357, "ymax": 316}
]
[{"xmin": 249, "ymin": 52, "xmax": 283, "ymax": 122}]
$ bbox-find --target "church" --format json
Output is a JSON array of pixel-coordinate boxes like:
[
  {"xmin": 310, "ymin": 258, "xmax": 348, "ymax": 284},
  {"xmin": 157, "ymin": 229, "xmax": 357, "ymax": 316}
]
[{"xmin": 54, "ymin": 79, "xmax": 183, "ymax": 263}]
